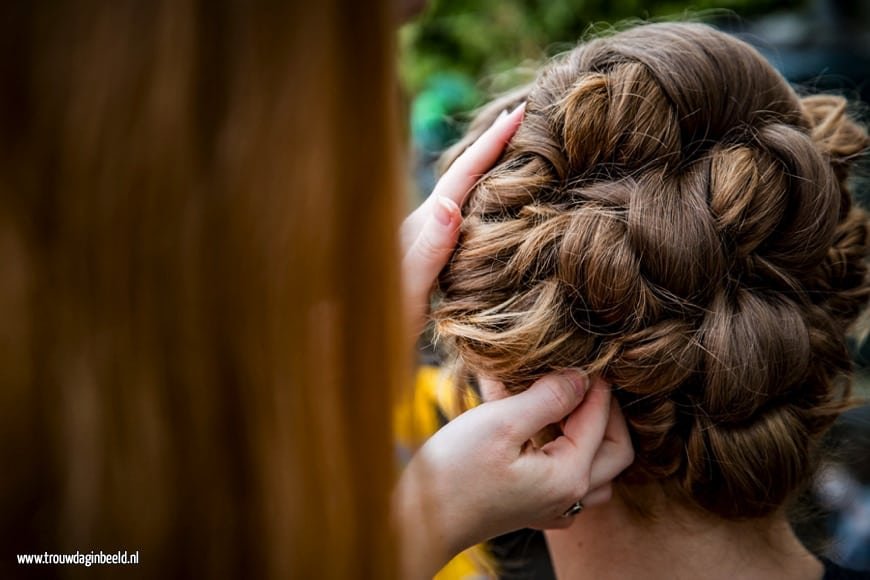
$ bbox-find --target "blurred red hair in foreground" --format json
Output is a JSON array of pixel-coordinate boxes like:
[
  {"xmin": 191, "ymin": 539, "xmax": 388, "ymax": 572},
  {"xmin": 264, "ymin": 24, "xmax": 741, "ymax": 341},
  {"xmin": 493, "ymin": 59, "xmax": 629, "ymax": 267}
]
[{"xmin": 0, "ymin": 1, "xmax": 404, "ymax": 578}]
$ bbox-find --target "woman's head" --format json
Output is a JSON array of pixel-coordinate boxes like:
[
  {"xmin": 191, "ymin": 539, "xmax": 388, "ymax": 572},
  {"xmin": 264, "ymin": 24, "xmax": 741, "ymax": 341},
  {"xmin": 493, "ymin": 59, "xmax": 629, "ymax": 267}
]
[{"xmin": 433, "ymin": 22, "xmax": 869, "ymax": 520}]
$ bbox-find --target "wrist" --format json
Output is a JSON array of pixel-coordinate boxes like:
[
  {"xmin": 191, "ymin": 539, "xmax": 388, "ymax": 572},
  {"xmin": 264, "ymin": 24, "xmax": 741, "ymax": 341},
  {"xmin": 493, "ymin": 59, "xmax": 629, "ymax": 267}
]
[{"xmin": 394, "ymin": 455, "xmax": 464, "ymax": 579}]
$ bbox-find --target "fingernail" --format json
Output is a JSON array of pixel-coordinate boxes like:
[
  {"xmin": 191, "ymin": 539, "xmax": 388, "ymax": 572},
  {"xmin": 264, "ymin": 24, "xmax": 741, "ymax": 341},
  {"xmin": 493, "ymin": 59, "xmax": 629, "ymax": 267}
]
[
  {"xmin": 496, "ymin": 109, "xmax": 508, "ymax": 122},
  {"xmin": 434, "ymin": 196, "xmax": 459, "ymax": 227},
  {"xmin": 562, "ymin": 369, "xmax": 588, "ymax": 398},
  {"xmin": 510, "ymin": 102, "xmax": 527, "ymax": 116}
]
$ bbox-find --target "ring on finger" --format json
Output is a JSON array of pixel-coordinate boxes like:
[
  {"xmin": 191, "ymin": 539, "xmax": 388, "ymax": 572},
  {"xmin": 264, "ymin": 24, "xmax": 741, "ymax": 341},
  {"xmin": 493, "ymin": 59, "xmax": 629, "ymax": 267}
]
[{"xmin": 561, "ymin": 500, "xmax": 584, "ymax": 518}]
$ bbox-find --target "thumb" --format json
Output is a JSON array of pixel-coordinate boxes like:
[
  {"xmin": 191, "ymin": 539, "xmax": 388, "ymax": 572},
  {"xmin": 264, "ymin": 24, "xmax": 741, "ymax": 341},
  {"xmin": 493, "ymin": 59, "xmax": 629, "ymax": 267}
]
[
  {"xmin": 401, "ymin": 196, "xmax": 461, "ymax": 332},
  {"xmin": 493, "ymin": 370, "xmax": 588, "ymax": 442}
]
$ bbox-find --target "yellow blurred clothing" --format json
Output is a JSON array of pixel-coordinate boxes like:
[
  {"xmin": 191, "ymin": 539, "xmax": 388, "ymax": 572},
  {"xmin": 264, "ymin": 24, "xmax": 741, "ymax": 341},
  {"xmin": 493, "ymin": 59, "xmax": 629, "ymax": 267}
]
[{"xmin": 394, "ymin": 366, "xmax": 496, "ymax": 579}]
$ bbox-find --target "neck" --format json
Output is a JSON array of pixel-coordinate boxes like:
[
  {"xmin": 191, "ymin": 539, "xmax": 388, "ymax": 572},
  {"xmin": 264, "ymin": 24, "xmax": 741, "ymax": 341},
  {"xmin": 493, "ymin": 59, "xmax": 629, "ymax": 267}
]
[{"xmin": 545, "ymin": 489, "xmax": 823, "ymax": 580}]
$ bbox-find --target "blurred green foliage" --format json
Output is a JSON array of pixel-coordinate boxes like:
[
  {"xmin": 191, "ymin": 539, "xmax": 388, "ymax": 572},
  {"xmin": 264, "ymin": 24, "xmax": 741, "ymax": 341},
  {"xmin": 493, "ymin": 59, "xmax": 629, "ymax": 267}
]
[{"xmin": 399, "ymin": 0, "xmax": 803, "ymax": 95}]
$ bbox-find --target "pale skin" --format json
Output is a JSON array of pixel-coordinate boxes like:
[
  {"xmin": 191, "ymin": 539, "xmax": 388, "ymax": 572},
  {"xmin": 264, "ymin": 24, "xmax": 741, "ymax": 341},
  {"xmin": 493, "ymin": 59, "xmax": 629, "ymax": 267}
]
[
  {"xmin": 545, "ymin": 493, "xmax": 825, "ymax": 580},
  {"xmin": 396, "ymin": 104, "xmax": 635, "ymax": 579}
]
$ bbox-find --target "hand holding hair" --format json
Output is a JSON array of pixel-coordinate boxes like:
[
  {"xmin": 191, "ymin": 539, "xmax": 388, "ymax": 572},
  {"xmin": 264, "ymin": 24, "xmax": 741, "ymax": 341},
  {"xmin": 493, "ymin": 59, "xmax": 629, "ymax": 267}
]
[
  {"xmin": 475, "ymin": 373, "xmax": 634, "ymax": 527},
  {"xmin": 395, "ymin": 371, "xmax": 633, "ymax": 579},
  {"xmin": 396, "ymin": 105, "xmax": 634, "ymax": 578},
  {"xmin": 400, "ymin": 103, "xmax": 525, "ymax": 337}
]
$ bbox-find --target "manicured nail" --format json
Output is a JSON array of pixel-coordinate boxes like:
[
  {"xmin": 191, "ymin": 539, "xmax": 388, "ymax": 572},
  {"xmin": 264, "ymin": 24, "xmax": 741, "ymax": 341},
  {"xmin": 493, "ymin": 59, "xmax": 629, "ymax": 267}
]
[
  {"xmin": 562, "ymin": 369, "xmax": 588, "ymax": 398},
  {"xmin": 434, "ymin": 196, "xmax": 459, "ymax": 226},
  {"xmin": 510, "ymin": 102, "xmax": 527, "ymax": 116}
]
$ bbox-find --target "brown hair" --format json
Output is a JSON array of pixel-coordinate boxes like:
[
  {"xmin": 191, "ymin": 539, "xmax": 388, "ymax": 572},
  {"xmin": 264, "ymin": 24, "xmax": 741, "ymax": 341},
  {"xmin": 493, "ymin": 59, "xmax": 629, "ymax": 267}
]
[
  {"xmin": 0, "ymin": 1, "xmax": 402, "ymax": 578},
  {"xmin": 433, "ymin": 22, "xmax": 870, "ymax": 520}
]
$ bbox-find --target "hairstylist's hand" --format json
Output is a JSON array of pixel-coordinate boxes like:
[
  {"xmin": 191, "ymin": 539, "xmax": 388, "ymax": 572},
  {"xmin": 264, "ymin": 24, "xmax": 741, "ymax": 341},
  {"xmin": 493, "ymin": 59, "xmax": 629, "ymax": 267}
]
[
  {"xmin": 400, "ymin": 104, "xmax": 525, "ymax": 338},
  {"xmin": 395, "ymin": 371, "xmax": 634, "ymax": 579}
]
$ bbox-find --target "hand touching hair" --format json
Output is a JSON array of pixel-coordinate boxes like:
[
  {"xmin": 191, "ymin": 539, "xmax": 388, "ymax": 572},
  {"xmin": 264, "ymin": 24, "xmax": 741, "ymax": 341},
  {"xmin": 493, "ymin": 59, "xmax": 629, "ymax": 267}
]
[{"xmin": 433, "ymin": 22, "xmax": 870, "ymax": 519}]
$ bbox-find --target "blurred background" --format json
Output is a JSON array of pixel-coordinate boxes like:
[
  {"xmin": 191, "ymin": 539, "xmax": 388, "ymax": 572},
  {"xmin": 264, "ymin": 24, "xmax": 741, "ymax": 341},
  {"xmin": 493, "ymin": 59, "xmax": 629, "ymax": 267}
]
[{"xmin": 398, "ymin": 0, "xmax": 870, "ymax": 575}]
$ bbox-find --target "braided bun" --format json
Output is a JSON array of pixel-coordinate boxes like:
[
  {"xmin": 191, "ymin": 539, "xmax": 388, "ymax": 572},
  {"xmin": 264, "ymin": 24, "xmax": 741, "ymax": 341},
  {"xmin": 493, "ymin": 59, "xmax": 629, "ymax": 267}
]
[{"xmin": 433, "ymin": 23, "xmax": 870, "ymax": 519}]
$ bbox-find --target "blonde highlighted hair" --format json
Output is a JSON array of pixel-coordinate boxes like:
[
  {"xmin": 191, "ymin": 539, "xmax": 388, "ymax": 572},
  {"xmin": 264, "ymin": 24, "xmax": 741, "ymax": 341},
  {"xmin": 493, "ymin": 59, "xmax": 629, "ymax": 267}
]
[{"xmin": 434, "ymin": 22, "xmax": 869, "ymax": 520}]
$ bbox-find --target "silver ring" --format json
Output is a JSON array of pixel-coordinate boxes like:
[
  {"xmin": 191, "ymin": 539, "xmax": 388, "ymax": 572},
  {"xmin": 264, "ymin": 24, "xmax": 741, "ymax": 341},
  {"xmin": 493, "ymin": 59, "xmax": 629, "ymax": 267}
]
[{"xmin": 561, "ymin": 500, "xmax": 584, "ymax": 518}]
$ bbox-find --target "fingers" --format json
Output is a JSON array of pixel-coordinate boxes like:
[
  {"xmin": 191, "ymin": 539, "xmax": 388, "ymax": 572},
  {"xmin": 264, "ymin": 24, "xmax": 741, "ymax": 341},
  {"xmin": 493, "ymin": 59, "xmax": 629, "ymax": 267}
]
[
  {"xmin": 587, "ymin": 395, "xmax": 635, "ymax": 490},
  {"xmin": 401, "ymin": 196, "xmax": 461, "ymax": 333},
  {"xmin": 540, "ymin": 391, "xmax": 632, "ymax": 524},
  {"xmin": 400, "ymin": 103, "xmax": 525, "ymax": 250},
  {"xmin": 526, "ymin": 377, "xmax": 610, "ymax": 509},
  {"xmin": 430, "ymin": 103, "xmax": 525, "ymax": 206},
  {"xmin": 544, "ymin": 377, "xmax": 611, "ymax": 466},
  {"xmin": 399, "ymin": 104, "xmax": 525, "ymax": 341},
  {"xmin": 476, "ymin": 375, "xmax": 511, "ymax": 403},
  {"xmin": 582, "ymin": 483, "xmax": 613, "ymax": 508},
  {"xmin": 490, "ymin": 370, "xmax": 588, "ymax": 443}
]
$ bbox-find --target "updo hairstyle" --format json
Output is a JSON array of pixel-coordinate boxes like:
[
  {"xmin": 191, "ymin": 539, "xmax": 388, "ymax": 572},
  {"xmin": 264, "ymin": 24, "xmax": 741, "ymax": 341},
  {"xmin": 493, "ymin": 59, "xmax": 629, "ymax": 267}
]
[{"xmin": 433, "ymin": 23, "xmax": 870, "ymax": 519}]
